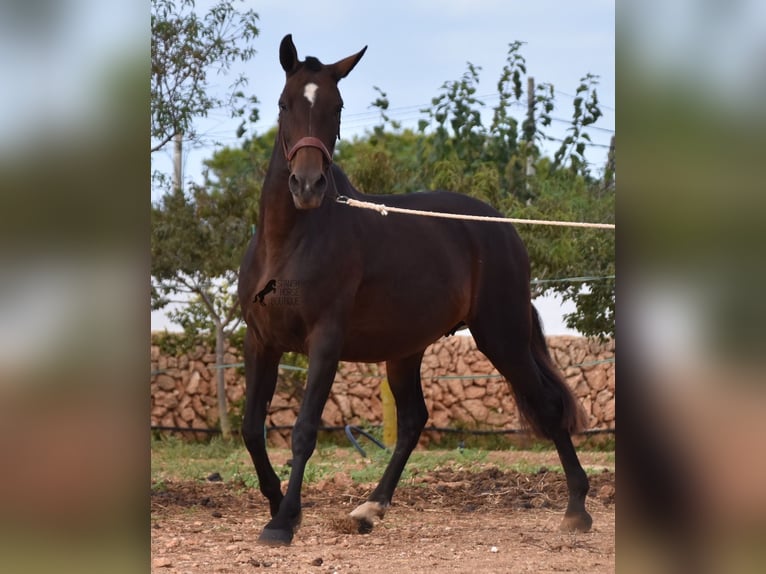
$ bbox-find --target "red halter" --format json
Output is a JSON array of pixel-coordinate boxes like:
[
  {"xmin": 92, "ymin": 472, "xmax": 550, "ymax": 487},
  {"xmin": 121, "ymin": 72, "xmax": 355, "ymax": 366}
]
[{"xmin": 284, "ymin": 136, "xmax": 333, "ymax": 165}]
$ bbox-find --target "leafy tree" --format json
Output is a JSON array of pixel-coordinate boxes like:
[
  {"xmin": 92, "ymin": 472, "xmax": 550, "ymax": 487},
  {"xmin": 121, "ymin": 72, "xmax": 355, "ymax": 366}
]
[
  {"xmin": 514, "ymin": 166, "xmax": 615, "ymax": 338},
  {"xmin": 551, "ymin": 73, "xmax": 603, "ymax": 175},
  {"xmin": 151, "ymin": 136, "xmax": 267, "ymax": 437},
  {"xmin": 151, "ymin": 0, "xmax": 259, "ymax": 153}
]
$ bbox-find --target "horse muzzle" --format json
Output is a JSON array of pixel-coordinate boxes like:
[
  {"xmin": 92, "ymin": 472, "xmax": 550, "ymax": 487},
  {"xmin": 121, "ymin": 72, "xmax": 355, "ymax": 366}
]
[
  {"xmin": 288, "ymin": 166, "xmax": 328, "ymax": 209},
  {"xmin": 286, "ymin": 136, "xmax": 333, "ymax": 210}
]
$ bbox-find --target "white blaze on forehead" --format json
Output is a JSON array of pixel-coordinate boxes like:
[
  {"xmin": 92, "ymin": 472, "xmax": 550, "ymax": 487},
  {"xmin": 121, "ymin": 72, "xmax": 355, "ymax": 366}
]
[{"xmin": 304, "ymin": 82, "xmax": 319, "ymax": 107}]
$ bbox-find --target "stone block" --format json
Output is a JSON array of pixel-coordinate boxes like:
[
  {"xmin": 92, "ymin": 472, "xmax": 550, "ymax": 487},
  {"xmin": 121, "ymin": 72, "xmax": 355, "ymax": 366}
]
[
  {"xmin": 464, "ymin": 384, "xmax": 486, "ymax": 399},
  {"xmin": 463, "ymin": 399, "xmax": 489, "ymax": 422},
  {"xmin": 155, "ymin": 374, "xmax": 176, "ymax": 391},
  {"xmin": 186, "ymin": 371, "xmax": 201, "ymax": 394}
]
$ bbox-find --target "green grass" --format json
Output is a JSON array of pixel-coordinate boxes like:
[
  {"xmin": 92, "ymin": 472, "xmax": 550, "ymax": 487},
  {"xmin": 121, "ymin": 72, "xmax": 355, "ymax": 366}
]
[
  {"xmin": 151, "ymin": 435, "xmax": 255, "ymax": 485},
  {"xmin": 151, "ymin": 434, "xmax": 614, "ymax": 491}
]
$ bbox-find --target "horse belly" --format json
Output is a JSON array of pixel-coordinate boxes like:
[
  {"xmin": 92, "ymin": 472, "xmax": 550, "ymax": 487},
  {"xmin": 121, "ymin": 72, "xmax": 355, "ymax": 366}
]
[{"xmin": 340, "ymin": 283, "xmax": 468, "ymax": 362}]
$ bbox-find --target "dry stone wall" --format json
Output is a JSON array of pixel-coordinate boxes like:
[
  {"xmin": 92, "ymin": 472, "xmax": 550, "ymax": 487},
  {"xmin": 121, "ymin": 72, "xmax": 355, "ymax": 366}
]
[{"xmin": 151, "ymin": 335, "xmax": 614, "ymax": 446}]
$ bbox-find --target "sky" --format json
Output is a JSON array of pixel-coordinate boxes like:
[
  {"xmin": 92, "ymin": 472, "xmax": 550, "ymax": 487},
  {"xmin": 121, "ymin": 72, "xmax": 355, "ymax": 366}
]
[
  {"xmin": 153, "ymin": 0, "xmax": 615, "ymax": 185},
  {"xmin": 151, "ymin": 0, "xmax": 615, "ymax": 334}
]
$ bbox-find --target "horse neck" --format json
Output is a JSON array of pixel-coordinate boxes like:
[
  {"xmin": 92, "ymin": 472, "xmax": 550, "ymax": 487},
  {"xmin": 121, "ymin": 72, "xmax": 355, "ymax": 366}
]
[{"xmin": 258, "ymin": 144, "xmax": 298, "ymax": 246}]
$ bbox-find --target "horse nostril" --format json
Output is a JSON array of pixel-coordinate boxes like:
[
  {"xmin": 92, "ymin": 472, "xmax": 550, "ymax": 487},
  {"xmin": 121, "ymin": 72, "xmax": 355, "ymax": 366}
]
[
  {"xmin": 288, "ymin": 173, "xmax": 300, "ymax": 195},
  {"xmin": 315, "ymin": 173, "xmax": 327, "ymax": 193}
]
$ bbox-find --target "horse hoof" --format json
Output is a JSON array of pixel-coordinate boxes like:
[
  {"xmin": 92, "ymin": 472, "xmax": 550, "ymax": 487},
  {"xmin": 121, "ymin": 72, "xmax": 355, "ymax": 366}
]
[
  {"xmin": 349, "ymin": 500, "xmax": 386, "ymax": 534},
  {"xmin": 257, "ymin": 527, "xmax": 293, "ymax": 546},
  {"xmin": 355, "ymin": 517, "xmax": 374, "ymax": 534},
  {"xmin": 559, "ymin": 511, "xmax": 593, "ymax": 533}
]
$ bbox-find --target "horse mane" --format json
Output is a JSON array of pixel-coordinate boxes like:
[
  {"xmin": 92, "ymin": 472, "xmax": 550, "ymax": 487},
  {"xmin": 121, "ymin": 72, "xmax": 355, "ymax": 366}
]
[{"xmin": 303, "ymin": 56, "xmax": 323, "ymax": 72}]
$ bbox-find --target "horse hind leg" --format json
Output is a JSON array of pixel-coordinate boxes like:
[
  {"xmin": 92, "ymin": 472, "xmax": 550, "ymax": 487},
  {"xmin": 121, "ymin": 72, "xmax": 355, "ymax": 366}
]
[
  {"xmin": 470, "ymin": 306, "xmax": 592, "ymax": 533},
  {"xmin": 349, "ymin": 351, "xmax": 428, "ymax": 534}
]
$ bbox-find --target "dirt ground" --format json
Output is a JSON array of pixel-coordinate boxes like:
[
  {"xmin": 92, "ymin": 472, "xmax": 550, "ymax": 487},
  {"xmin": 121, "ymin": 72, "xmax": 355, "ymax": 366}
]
[{"xmin": 151, "ymin": 453, "xmax": 615, "ymax": 574}]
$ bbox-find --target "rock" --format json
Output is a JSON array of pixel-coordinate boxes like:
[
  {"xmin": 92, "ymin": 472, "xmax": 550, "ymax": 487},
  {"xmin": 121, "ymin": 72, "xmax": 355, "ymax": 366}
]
[
  {"xmin": 150, "ymin": 333, "xmax": 616, "ymax": 440},
  {"xmin": 430, "ymin": 407, "xmax": 451, "ymax": 429},
  {"xmin": 455, "ymin": 355, "xmax": 468, "ymax": 376},
  {"xmin": 348, "ymin": 383, "xmax": 373, "ymax": 399},
  {"xmin": 449, "ymin": 404, "xmax": 469, "ymax": 423},
  {"xmin": 206, "ymin": 407, "xmax": 219, "ymax": 427},
  {"xmin": 155, "ymin": 393, "xmax": 179, "ymax": 409},
  {"xmin": 463, "ymin": 399, "xmax": 489, "ymax": 422},
  {"xmin": 192, "ymin": 395, "xmax": 206, "ymax": 417},
  {"xmin": 350, "ymin": 396, "xmax": 374, "ymax": 422},
  {"xmin": 155, "ymin": 374, "xmax": 176, "ymax": 392},
  {"xmin": 270, "ymin": 409, "xmax": 296, "ymax": 427},
  {"xmin": 160, "ymin": 413, "xmax": 175, "ymax": 428},
  {"xmin": 573, "ymin": 378, "xmax": 590, "ymax": 399},
  {"xmin": 227, "ymin": 384, "xmax": 244, "ymax": 403},
  {"xmin": 190, "ymin": 345, "xmax": 205, "ymax": 360},
  {"xmin": 553, "ymin": 348, "xmax": 571, "ymax": 368},
  {"xmin": 472, "ymin": 358, "xmax": 493, "ymax": 374},
  {"xmin": 335, "ymin": 394, "xmax": 352, "ymax": 418},
  {"xmin": 585, "ymin": 366, "xmax": 608, "ymax": 392},
  {"xmin": 571, "ymin": 344, "xmax": 587, "ymax": 366},
  {"xmin": 186, "ymin": 371, "xmax": 201, "ymax": 394},
  {"xmin": 152, "ymin": 557, "xmax": 173, "ymax": 569},
  {"xmin": 321, "ymin": 398, "xmax": 342, "ymax": 426},
  {"xmin": 464, "ymin": 384, "xmax": 486, "ymax": 399},
  {"xmin": 486, "ymin": 409, "xmax": 510, "ymax": 426},
  {"xmin": 446, "ymin": 378, "xmax": 465, "ymax": 401},
  {"xmin": 269, "ymin": 431, "xmax": 289, "ymax": 448}
]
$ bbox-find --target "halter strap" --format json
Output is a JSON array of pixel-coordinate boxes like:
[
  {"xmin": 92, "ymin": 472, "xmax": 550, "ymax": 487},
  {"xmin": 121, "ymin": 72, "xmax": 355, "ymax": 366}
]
[{"xmin": 284, "ymin": 136, "xmax": 333, "ymax": 164}]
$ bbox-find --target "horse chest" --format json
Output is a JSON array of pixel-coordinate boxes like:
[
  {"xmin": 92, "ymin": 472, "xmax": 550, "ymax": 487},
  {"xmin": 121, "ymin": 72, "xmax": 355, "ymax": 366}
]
[{"xmin": 244, "ymin": 250, "xmax": 333, "ymax": 352}]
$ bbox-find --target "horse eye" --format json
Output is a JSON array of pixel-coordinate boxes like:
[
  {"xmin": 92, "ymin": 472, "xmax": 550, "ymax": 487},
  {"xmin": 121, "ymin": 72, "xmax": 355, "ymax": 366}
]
[{"xmin": 278, "ymin": 101, "xmax": 287, "ymax": 112}]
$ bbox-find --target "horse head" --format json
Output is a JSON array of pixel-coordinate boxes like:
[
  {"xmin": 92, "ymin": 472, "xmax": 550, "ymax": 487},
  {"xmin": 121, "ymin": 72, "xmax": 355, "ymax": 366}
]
[{"xmin": 277, "ymin": 34, "xmax": 367, "ymax": 209}]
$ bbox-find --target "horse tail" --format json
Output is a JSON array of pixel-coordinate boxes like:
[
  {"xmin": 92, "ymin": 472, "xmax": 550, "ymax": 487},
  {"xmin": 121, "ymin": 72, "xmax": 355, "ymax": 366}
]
[{"xmin": 515, "ymin": 305, "xmax": 586, "ymax": 438}]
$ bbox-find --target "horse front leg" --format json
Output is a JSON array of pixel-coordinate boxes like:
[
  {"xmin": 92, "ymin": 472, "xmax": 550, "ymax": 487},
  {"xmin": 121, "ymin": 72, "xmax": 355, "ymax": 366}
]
[
  {"xmin": 241, "ymin": 330, "xmax": 283, "ymax": 518},
  {"xmin": 257, "ymin": 332, "xmax": 341, "ymax": 546}
]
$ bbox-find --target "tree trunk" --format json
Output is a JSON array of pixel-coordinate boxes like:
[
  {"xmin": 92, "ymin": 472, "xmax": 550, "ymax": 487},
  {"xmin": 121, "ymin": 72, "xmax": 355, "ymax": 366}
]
[{"xmin": 215, "ymin": 325, "xmax": 232, "ymax": 440}]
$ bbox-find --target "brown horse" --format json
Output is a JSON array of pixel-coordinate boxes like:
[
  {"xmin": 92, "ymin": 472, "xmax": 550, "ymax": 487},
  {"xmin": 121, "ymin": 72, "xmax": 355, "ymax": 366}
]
[{"xmin": 238, "ymin": 34, "xmax": 592, "ymax": 546}]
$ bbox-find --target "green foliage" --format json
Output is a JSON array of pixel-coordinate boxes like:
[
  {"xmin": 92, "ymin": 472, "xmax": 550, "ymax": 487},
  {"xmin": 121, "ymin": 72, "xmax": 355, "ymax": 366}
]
[
  {"xmin": 151, "ymin": 0, "xmax": 259, "ymax": 153},
  {"xmin": 514, "ymin": 169, "xmax": 615, "ymax": 339},
  {"xmin": 336, "ymin": 128, "xmax": 423, "ymax": 195},
  {"xmin": 419, "ymin": 62, "xmax": 486, "ymax": 171},
  {"xmin": 552, "ymin": 73, "xmax": 603, "ymax": 175},
  {"xmin": 151, "ymin": 129, "xmax": 274, "ymax": 343},
  {"xmin": 151, "ymin": 435, "xmax": 255, "ymax": 484},
  {"xmin": 152, "ymin": 330, "xmax": 203, "ymax": 356}
]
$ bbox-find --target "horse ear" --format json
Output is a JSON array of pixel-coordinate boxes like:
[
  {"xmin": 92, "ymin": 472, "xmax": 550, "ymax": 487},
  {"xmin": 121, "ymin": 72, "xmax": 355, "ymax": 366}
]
[
  {"xmin": 331, "ymin": 46, "xmax": 368, "ymax": 81},
  {"xmin": 280, "ymin": 34, "xmax": 300, "ymax": 75}
]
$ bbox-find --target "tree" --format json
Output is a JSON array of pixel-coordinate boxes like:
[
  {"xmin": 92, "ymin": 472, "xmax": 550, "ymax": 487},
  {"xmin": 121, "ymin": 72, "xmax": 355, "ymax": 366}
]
[
  {"xmin": 514, "ymin": 166, "xmax": 615, "ymax": 339},
  {"xmin": 151, "ymin": 0, "xmax": 259, "ymax": 153},
  {"xmin": 151, "ymin": 138, "xmax": 266, "ymax": 438}
]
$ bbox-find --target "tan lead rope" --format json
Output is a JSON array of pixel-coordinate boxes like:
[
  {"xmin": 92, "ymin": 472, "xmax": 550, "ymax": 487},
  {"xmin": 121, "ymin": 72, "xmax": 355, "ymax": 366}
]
[{"xmin": 336, "ymin": 196, "xmax": 615, "ymax": 230}]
